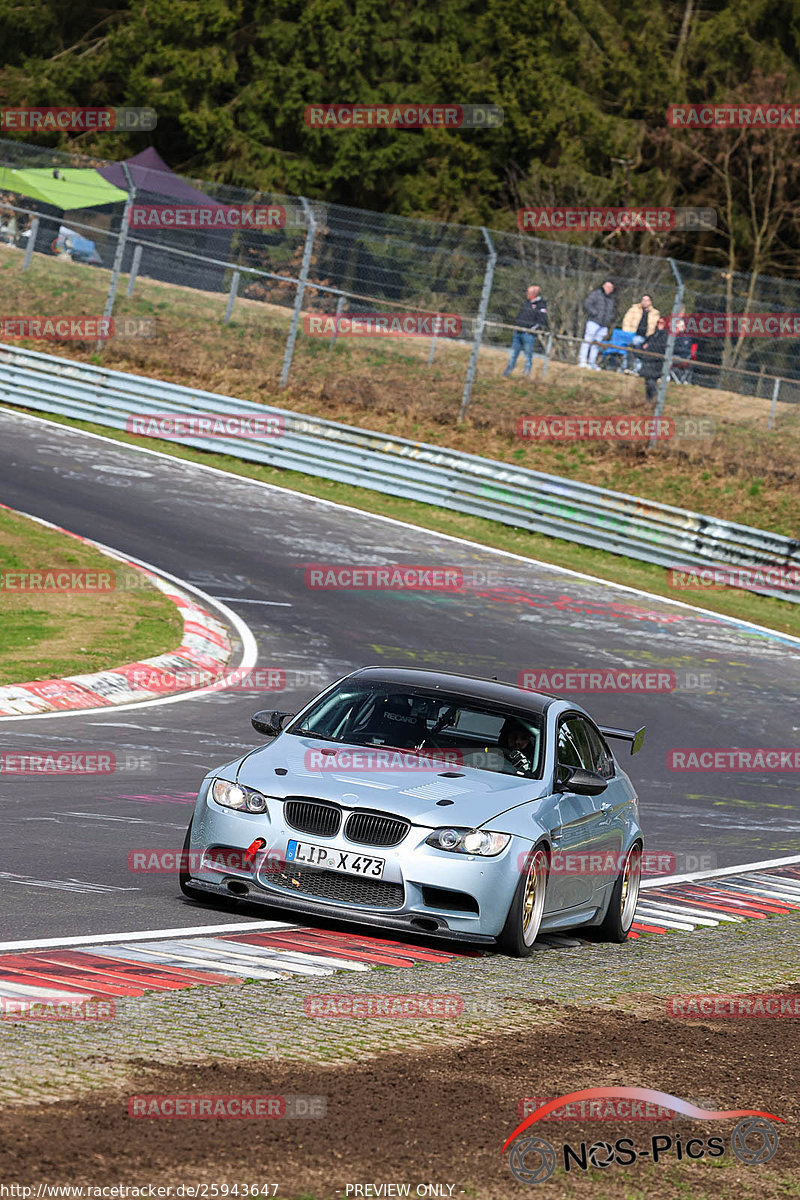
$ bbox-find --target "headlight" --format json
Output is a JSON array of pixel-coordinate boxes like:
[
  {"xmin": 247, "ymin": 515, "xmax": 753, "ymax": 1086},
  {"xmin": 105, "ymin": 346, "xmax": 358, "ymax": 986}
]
[
  {"xmin": 211, "ymin": 778, "xmax": 271, "ymax": 815},
  {"xmin": 426, "ymin": 827, "xmax": 511, "ymax": 856}
]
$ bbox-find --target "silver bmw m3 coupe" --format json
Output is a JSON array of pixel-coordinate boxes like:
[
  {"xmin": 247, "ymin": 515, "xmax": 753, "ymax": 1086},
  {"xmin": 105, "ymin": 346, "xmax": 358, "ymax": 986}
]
[{"xmin": 180, "ymin": 666, "xmax": 645, "ymax": 955}]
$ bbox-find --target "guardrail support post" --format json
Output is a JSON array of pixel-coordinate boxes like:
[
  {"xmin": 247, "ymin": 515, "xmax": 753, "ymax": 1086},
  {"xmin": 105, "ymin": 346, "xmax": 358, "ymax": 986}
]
[
  {"xmin": 280, "ymin": 197, "xmax": 317, "ymax": 388},
  {"xmin": 22, "ymin": 217, "xmax": 39, "ymax": 272},
  {"xmin": 458, "ymin": 227, "xmax": 496, "ymax": 422},
  {"xmin": 126, "ymin": 243, "xmax": 143, "ymax": 297},
  {"xmin": 100, "ymin": 162, "xmax": 137, "ymax": 348},
  {"xmin": 650, "ymin": 257, "xmax": 684, "ymax": 448},
  {"xmin": 224, "ymin": 270, "xmax": 240, "ymax": 324},
  {"xmin": 768, "ymin": 377, "xmax": 781, "ymax": 430}
]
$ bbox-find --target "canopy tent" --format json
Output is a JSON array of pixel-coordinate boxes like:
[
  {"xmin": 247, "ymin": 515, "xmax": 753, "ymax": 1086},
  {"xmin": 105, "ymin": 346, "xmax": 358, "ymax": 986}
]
[
  {"xmin": 0, "ymin": 166, "xmax": 127, "ymax": 209},
  {"xmin": 97, "ymin": 147, "xmax": 231, "ymax": 290},
  {"xmin": 97, "ymin": 146, "xmax": 224, "ymax": 207},
  {"xmin": 0, "ymin": 166, "xmax": 127, "ymax": 266}
]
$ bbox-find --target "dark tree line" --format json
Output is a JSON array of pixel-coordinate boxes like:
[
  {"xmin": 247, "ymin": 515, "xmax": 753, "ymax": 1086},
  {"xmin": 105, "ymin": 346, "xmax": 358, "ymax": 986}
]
[{"xmin": 1, "ymin": 0, "xmax": 800, "ymax": 276}]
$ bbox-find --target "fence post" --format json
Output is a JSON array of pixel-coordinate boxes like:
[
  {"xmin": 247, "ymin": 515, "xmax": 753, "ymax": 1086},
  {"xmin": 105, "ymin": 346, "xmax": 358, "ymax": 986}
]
[
  {"xmin": 541, "ymin": 331, "xmax": 553, "ymax": 381},
  {"xmin": 22, "ymin": 217, "xmax": 39, "ymax": 272},
  {"xmin": 458, "ymin": 227, "xmax": 496, "ymax": 422},
  {"xmin": 768, "ymin": 377, "xmax": 781, "ymax": 430},
  {"xmin": 280, "ymin": 197, "xmax": 317, "ymax": 388},
  {"xmin": 224, "ymin": 270, "xmax": 240, "ymax": 324},
  {"xmin": 126, "ymin": 243, "xmax": 143, "ymax": 297},
  {"xmin": 328, "ymin": 293, "xmax": 346, "ymax": 353},
  {"xmin": 650, "ymin": 257, "xmax": 684, "ymax": 448},
  {"xmin": 100, "ymin": 162, "xmax": 136, "ymax": 345},
  {"xmin": 427, "ymin": 314, "xmax": 442, "ymax": 365}
]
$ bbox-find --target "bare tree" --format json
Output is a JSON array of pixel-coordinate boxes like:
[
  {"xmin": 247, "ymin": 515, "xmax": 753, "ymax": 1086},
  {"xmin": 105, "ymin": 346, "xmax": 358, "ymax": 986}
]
[{"xmin": 661, "ymin": 74, "xmax": 800, "ymax": 370}]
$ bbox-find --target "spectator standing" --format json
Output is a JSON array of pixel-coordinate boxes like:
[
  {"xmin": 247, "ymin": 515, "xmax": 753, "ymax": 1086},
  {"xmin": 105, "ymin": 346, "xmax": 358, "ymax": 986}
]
[
  {"xmin": 622, "ymin": 293, "xmax": 660, "ymax": 372},
  {"xmin": 578, "ymin": 280, "xmax": 615, "ymax": 369},
  {"xmin": 622, "ymin": 293, "xmax": 660, "ymax": 344},
  {"xmin": 640, "ymin": 316, "xmax": 669, "ymax": 402},
  {"xmin": 503, "ymin": 285, "xmax": 548, "ymax": 377}
]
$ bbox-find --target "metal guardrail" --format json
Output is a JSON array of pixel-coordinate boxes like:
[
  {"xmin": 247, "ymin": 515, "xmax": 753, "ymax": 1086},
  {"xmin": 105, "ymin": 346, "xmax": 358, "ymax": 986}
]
[{"xmin": 1, "ymin": 342, "xmax": 798, "ymax": 604}]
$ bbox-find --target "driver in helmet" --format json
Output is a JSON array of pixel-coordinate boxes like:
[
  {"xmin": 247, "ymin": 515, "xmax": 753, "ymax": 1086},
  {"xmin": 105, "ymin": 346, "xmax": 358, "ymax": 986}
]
[{"xmin": 498, "ymin": 718, "xmax": 537, "ymax": 776}]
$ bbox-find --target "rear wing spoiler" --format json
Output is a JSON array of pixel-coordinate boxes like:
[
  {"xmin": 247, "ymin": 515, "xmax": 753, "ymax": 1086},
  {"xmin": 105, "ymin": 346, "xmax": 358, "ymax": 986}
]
[{"xmin": 600, "ymin": 725, "xmax": 646, "ymax": 756}]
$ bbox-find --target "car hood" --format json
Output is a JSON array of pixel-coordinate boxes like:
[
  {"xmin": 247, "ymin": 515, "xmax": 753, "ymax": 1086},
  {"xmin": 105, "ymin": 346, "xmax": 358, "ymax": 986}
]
[{"xmin": 235, "ymin": 735, "xmax": 548, "ymax": 828}]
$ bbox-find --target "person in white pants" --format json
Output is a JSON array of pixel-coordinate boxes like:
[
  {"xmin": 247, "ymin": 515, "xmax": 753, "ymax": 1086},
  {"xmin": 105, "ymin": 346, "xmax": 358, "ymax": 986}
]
[{"xmin": 578, "ymin": 280, "xmax": 616, "ymax": 369}]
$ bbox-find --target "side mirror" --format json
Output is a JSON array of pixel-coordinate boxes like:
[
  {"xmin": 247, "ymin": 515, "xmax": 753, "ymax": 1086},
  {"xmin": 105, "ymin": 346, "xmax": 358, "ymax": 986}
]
[
  {"xmin": 251, "ymin": 710, "xmax": 296, "ymax": 737},
  {"xmin": 556, "ymin": 764, "xmax": 608, "ymax": 797}
]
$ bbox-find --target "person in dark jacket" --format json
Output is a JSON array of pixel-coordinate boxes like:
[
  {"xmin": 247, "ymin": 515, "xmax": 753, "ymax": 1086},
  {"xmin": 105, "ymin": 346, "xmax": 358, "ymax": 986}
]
[
  {"xmin": 503, "ymin": 285, "xmax": 548, "ymax": 377},
  {"xmin": 640, "ymin": 316, "xmax": 669, "ymax": 401},
  {"xmin": 578, "ymin": 279, "xmax": 615, "ymax": 369}
]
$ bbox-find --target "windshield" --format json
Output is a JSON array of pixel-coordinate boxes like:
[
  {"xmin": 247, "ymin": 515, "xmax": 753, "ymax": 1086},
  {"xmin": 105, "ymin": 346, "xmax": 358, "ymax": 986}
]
[{"xmin": 288, "ymin": 681, "xmax": 544, "ymax": 778}]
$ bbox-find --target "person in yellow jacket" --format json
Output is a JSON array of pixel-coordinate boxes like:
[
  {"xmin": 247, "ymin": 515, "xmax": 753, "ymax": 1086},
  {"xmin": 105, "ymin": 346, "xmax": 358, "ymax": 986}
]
[{"xmin": 621, "ymin": 294, "xmax": 660, "ymax": 372}]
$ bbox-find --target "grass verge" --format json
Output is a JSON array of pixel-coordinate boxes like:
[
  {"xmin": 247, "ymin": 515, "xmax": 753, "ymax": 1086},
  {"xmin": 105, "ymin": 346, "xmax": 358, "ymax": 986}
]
[{"xmin": 0, "ymin": 505, "xmax": 183, "ymax": 685}]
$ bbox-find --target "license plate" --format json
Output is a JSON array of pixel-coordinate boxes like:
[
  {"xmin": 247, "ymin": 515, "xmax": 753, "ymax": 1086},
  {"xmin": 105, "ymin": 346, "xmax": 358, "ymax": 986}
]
[{"xmin": 286, "ymin": 839, "xmax": 385, "ymax": 879}]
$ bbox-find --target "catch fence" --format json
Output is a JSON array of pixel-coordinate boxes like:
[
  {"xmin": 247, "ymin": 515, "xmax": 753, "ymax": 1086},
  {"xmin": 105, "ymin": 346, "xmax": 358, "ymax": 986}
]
[{"xmin": 2, "ymin": 136, "xmax": 800, "ymax": 424}]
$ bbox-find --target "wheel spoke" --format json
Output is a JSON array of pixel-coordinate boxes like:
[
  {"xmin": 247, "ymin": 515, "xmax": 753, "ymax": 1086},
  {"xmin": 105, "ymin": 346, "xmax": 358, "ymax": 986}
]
[
  {"xmin": 522, "ymin": 850, "xmax": 547, "ymax": 945},
  {"xmin": 620, "ymin": 845, "xmax": 642, "ymax": 930}
]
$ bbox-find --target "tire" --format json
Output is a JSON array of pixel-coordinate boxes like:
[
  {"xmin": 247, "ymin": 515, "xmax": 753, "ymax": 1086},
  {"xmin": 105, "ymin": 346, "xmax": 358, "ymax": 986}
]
[
  {"xmin": 597, "ymin": 842, "xmax": 642, "ymax": 942},
  {"xmin": 497, "ymin": 844, "xmax": 549, "ymax": 957}
]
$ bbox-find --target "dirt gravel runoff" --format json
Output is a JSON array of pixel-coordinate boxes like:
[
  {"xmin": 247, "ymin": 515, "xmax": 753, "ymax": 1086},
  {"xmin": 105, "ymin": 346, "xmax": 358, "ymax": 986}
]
[{"xmin": 0, "ymin": 996, "xmax": 797, "ymax": 1200}]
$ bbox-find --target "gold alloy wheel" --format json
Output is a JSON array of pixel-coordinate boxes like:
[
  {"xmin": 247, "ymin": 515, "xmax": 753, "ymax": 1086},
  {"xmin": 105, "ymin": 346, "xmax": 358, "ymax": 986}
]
[
  {"xmin": 620, "ymin": 844, "xmax": 642, "ymax": 930},
  {"xmin": 522, "ymin": 848, "xmax": 548, "ymax": 946}
]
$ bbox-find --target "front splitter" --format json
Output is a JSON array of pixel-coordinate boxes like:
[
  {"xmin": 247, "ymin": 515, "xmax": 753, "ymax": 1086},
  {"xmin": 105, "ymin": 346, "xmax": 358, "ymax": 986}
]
[{"xmin": 185, "ymin": 878, "xmax": 497, "ymax": 945}]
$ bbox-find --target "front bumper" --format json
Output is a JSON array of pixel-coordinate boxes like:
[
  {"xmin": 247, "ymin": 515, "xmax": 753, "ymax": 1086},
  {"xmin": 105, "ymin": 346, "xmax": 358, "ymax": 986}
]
[{"xmin": 188, "ymin": 785, "xmax": 528, "ymax": 939}]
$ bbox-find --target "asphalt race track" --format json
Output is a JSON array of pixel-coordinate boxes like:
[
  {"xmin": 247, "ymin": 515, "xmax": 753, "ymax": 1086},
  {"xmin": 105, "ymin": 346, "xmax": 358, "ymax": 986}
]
[{"xmin": 1, "ymin": 406, "xmax": 799, "ymax": 942}]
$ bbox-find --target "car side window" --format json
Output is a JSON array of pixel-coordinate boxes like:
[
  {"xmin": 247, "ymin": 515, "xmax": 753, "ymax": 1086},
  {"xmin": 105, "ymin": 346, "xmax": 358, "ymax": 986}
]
[
  {"xmin": 558, "ymin": 715, "xmax": 614, "ymax": 779},
  {"xmin": 581, "ymin": 720, "xmax": 616, "ymax": 779},
  {"xmin": 557, "ymin": 720, "xmax": 586, "ymax": 770},
  {"xmin": 565, "ymin": 717, "xmax": 595, "ymax": 769}
]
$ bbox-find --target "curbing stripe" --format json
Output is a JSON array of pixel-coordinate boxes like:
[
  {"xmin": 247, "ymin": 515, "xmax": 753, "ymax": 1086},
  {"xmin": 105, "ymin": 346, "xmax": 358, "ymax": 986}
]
[{"xmin": 0, "ymin": 869, "xmax": 796, "ymax": 996}]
